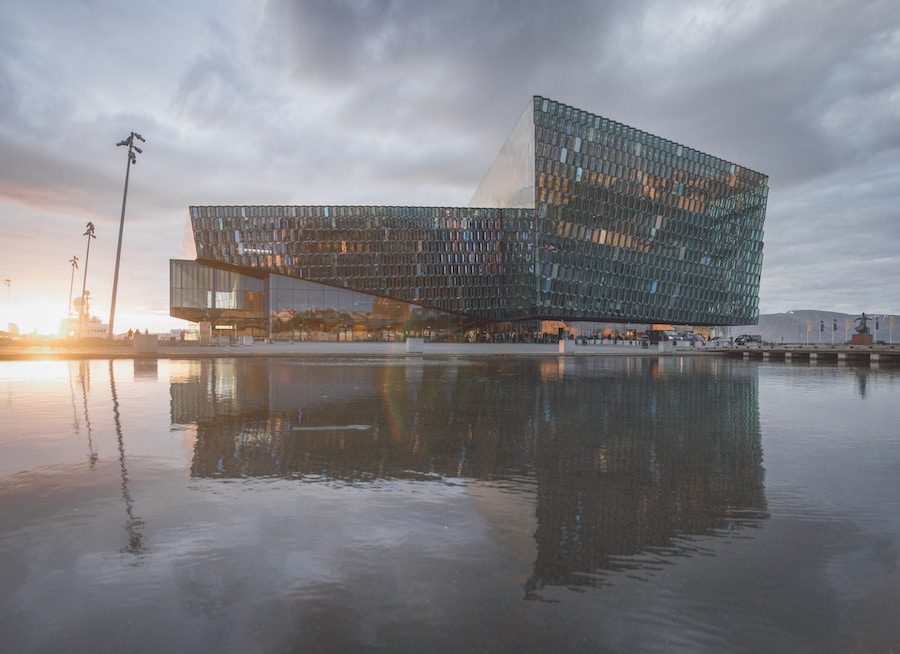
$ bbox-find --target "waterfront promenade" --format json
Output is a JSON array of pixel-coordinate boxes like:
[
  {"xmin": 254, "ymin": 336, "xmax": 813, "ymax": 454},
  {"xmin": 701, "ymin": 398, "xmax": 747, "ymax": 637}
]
[
  {"xmin": 4, "ymin": 339, "xmax": 899, "ymax": 362},
  {"xmin": 0, "ymin": 339, "xmax": 712, "ymax": 361}
]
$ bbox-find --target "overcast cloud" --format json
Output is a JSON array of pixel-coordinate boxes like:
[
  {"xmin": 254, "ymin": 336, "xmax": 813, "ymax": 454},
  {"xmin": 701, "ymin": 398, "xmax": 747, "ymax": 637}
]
[{"xmin": 0, "ymin": 0, "xmax": 898, "ymax": 332}]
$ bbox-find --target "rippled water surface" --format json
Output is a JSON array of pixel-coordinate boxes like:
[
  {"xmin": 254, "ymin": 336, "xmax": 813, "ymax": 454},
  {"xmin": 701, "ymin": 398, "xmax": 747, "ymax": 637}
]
[{"xmin": 1, "ymin": 356, "xmax": 899, "ymax": 652}]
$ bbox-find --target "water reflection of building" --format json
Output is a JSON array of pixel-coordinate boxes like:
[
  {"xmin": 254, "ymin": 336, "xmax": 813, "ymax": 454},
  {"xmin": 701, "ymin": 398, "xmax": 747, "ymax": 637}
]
[
  {"xmin": 527, "ymin": 357, "xmax": 765, "ymax": 593},
  {"xmin": 171, "ymin": 357, "xmax": 765, "ymax": 592}
]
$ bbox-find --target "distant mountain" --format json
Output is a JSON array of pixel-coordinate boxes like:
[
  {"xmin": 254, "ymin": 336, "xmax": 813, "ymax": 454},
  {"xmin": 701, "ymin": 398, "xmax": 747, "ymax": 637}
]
[{"xmin": 731, "ymin": 310, "xmax": 898, "ymax": 344}]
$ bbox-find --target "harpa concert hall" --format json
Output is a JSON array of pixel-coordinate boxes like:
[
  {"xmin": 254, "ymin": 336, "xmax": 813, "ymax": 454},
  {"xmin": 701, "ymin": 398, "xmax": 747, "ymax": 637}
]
[{"xmin": 170, "ymin": 96, "xmax": 768, "ymax": 341}]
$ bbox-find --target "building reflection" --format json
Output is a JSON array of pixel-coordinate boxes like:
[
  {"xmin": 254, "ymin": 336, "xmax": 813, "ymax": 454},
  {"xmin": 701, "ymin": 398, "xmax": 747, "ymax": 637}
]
[{"xmin": 170, "ymin": 357, "xmax": 765, "ymax": 592}]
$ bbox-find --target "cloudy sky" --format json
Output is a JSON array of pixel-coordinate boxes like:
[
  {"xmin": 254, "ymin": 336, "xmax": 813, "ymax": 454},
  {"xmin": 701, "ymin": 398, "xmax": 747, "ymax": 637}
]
[{"xmin": 1, "ymin": 0, "xmax": 898, "ymax": 333}]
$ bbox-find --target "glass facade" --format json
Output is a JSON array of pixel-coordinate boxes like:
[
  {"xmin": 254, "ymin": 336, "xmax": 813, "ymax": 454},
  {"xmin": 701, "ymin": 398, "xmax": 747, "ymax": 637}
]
[
  {"xmin": 531, "ymin": 96, "xmax": 767, "ymax": 325},
  {"xmin": 189, "ymin": 206, "xmax": 536, "ymax": 322},
  {"xmin": 173, "ymin": 96, "xmax": 768, "ymax": 328},
  {"xmin": 170, "ymin": 260, "xmax": 267, "ymax": 333},
  {"xmin": 170, "ymin": 260, "xmax": 481, "ymax": 340},
  {"xmin": 469, "ymin": 104, "xmax": 535, "ymax": 209},
  {"xmin": 268, "ymin": 272, "xmax": 479, "ymax": 340}
]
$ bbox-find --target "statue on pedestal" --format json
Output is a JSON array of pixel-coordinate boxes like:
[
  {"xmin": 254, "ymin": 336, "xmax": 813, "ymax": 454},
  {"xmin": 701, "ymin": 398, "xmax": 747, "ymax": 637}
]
[{"xmin": 851, "ymin": 313, "xmax": 873, "ymax": 345}]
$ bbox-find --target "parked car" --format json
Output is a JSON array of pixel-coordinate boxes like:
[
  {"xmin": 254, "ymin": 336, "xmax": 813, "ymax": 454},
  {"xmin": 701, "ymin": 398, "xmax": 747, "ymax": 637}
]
[{"xmin": 735, "ymin": 334, "xmax": 763, "ymax": 346}]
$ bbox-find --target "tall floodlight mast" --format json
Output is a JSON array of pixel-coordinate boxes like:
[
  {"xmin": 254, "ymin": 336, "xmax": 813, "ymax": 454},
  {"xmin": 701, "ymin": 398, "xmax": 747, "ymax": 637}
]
[
  {"xmin": 67, "ymin": 255, "xmax": 79, "ymax": 323},
  {"xmin": 78, "ymin": 222, "xmax": 96, "ymax": 338},
  {"xmin": 108, "ymin": 132, "xmax": 144, "ymax": 339}
]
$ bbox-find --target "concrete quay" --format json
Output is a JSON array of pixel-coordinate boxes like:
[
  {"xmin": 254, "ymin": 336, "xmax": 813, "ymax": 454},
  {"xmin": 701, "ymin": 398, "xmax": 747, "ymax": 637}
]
[
  {"xmin": 1, "ymin": 339, "xmax": 721, "ymax": 361},
  {"xmin": 721, "ymin": 343, "xmax": 899, "ymax": 365}
]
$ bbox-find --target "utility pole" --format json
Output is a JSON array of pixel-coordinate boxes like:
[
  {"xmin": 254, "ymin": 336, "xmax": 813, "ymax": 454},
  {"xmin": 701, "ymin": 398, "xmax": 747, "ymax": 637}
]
[
  {"xmin": 108, "ymin": 132, "xmax": 145, "ymax": 339},
  {"xmin": 78, "ymin": 223, "xmax": 96, "ymax": 338}
]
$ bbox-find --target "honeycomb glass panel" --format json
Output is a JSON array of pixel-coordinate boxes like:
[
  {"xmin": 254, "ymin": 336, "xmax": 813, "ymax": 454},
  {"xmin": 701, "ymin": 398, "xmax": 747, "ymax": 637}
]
[{"xmin": 173, "ymin": 96, "xmax": 766, "ymax": 329}]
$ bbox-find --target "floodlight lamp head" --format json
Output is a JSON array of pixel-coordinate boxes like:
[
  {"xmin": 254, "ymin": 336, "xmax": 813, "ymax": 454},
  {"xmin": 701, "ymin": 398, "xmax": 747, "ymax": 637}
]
[
  {"xmin": 132, "ymin": 145, "xmax": 142, "ymax": 154},
  {"xmin": 117, "ymin": 139, "xmax": 129, "ymax": 147},
  {"xmin": 133, "ymin": 132, "xmax": 145, "ymax": 142}
]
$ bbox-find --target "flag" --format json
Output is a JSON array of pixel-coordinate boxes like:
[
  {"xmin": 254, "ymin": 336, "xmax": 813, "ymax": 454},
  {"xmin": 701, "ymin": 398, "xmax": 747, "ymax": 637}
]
[
  {"xmin": 891, "ymin": 316, "xmax": 896, "ymax": 328},
  {"xmin": 845, "ymin": 319, "xmax": 852, "ymax": 332},
  {"xmin": 806, "ymin": 320, "xmax": 813, "ymax": 333},
  {"xmin": 820, "ymin": 320, "xmax": 824, "ymax": 332},
  {"xmin": 876, "ymin": 317, "xmax": 880, "ymax": 330},
  {"xmin": 833, "ymin": 319, "xmax": 837, "ymax": 331}
]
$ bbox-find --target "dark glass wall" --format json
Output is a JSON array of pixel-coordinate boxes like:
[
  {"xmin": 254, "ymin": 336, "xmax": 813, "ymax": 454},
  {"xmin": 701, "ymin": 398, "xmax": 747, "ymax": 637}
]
[
  {"xmin": 190, "ymin": 206, "xmax": 536, "ymax": 322},
  {"xmin": 268, "ymin": 273, "xmax": 480, "ymax": 341},
  {"xmin": 170, "ymin": 260, "xmax": 267, "ymax": 334},
  {"xmin": 169, "ymin": 260, "xmax": 484, "ymax": 341},
  {"xmin": 532, "ymin": 96, "xmax": 767, "ymax": 325}
]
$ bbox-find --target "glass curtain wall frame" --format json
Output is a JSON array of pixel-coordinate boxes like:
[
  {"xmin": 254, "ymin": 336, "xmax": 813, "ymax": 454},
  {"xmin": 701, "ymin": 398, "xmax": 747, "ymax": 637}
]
[
  {"xmin": 531, "ymin": 96, "xmax": 767, "ymax": 326},
  {"xmin": 170, "ymin": 259, "xmax": 268, "ymax": 335}
]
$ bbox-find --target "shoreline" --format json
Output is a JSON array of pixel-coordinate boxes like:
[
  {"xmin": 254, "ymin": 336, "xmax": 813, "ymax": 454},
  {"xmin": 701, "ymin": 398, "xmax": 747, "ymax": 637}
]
[{"xmin": 0, "ymin": 341, "xmax": 722, "ymax": 361}]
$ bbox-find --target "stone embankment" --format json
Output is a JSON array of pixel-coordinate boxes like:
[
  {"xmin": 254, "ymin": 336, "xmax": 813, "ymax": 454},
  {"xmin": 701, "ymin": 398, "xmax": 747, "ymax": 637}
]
[{"xmin": 0, "ymin": 339, "xmax": 721, "ymax": 360}]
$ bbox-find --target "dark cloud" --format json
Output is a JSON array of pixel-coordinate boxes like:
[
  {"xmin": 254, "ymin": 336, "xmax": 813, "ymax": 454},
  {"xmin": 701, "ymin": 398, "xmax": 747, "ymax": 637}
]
[{"xmin": 0, "ymin": 0, "xmax": 899, "ymax": 331}]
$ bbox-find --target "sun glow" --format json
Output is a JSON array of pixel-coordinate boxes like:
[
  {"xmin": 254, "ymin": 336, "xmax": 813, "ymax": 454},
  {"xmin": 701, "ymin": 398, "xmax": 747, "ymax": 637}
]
[{"xmin": 0, "ymin": 298, "xmax": 74, "ymax": 336}]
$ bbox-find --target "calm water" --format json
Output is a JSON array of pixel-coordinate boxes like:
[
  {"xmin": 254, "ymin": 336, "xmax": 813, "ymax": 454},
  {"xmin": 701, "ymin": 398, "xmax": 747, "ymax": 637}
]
[{"xmin": 1, "ymin": 356, "xmax": 899, "ymax": 652}]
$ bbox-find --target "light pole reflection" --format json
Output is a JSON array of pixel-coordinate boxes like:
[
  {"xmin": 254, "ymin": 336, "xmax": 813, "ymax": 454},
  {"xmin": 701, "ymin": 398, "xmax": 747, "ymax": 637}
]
[
  {"xmin": 108, "ymin": 360, "xmax": 144, "ymax": 555},
  {"xmin": 78, "ymin": 361, "xmax": 98, "ymax": 467},
  {"xmin": 67, "ymin": 362, "xmax": 81, "ymax": 436}
]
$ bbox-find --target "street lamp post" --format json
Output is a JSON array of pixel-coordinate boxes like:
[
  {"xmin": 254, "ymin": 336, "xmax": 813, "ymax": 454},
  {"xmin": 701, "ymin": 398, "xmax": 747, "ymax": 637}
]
[
  {"xmin": 67, "ymin": 256, "xmax": 79, "ymax": 326},
  {"xmin": 78, "ymin": 223, "xmax": 96, "ymax": 338},
  {"xmin": 2, "ymin": 279, "xmax": 11, "ymax": 319},
  {"xmin": 108, "ymin": 132, "xmax": 145, "ymax": 339}
]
